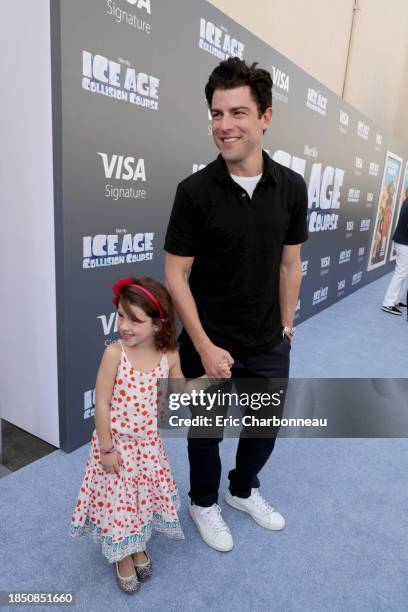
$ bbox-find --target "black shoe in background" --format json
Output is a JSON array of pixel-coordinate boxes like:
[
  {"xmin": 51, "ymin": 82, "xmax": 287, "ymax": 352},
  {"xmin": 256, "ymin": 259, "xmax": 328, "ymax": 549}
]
[{"xmin": 382, "ymin": 305, "xmax": 403, "ymax": 315}]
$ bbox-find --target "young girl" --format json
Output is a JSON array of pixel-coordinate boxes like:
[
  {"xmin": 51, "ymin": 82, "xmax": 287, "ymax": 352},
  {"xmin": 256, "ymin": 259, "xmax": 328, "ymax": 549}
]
[{"xmin": 70, "ymin": 276, "xmax": 230, "ymax": 593}]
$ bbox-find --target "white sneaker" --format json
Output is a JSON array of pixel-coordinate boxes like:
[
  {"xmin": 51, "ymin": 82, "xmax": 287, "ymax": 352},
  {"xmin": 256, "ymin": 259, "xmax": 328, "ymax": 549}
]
[
  {"xmin": 225, "ymin": 488, "xmax": 285, "ymax": 530},
  {"xmin": 189, "ymin": 503, "xmax": 234, "ymax": 552}
]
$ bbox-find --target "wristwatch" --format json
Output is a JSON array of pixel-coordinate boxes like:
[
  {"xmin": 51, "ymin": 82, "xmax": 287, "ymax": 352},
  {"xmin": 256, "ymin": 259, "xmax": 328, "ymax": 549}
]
[{"xmin": 281, "ymin": 326, "xmax": 295, "ymax": 339}]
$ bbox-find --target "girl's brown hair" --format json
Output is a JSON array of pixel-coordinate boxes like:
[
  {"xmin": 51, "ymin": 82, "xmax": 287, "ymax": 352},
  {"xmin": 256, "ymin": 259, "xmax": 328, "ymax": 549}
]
[{"xmin": 115, "ymin": 277, "xmax": 177, "ymax": 351}]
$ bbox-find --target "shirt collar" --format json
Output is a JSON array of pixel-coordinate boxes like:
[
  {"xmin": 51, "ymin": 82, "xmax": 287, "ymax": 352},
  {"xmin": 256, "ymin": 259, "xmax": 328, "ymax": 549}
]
[{"xmin": 214, "ymin": 149, "xmax": 279, "ymax": 184}]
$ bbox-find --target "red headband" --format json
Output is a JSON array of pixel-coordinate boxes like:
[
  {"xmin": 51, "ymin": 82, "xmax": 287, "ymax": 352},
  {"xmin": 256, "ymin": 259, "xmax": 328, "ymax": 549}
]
[{"xmin": 112, "ymin": 278, "xmax": 165, "ymax": 320}]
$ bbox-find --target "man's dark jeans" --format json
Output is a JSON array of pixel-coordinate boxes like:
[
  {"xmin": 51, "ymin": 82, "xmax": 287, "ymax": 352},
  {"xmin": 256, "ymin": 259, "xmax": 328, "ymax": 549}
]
[{"xmin": 179, "ymin": 336, "xmax": 291, "ymax": 507}]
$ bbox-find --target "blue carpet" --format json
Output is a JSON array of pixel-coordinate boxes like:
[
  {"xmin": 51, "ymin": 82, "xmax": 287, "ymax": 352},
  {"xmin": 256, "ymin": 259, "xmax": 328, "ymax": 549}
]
[
  {"xmin": 1, "ymin": 273, "xmax": 407, "ymax": 611},
  {"xmin": 291, "ymin": 273, "xmax": 408, "ymax": 378}
]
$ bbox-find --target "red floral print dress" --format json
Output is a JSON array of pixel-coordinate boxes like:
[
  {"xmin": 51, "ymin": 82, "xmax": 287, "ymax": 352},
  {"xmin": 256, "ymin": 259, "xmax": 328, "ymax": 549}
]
[{"xmin": 69, "ymin": 342, "xmax": 184, "ymax": 562}]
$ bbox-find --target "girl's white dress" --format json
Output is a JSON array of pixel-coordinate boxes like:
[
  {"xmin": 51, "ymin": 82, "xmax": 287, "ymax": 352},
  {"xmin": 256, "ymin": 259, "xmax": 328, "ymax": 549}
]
[{"xmin": 69, "ymin": 342, "xmax": 184, "ymax": 562}]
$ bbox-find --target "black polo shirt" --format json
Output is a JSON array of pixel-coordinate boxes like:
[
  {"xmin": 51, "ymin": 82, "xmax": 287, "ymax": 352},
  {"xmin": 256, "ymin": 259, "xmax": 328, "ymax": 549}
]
[{"xmin": 164, "ymin": 150, "xmax": 308, "ymax": 355}]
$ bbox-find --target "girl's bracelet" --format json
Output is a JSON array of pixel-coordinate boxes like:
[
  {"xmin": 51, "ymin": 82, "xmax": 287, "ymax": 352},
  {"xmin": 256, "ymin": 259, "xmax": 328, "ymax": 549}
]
[{"xmin": 100, "ymin": 445, "xmax": 115, "ymax": 455}]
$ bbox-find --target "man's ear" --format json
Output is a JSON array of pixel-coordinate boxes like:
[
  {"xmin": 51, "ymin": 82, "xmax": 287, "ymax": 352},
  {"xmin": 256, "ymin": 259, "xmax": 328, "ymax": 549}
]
[{"xmin": 262, "ymin": 106, "xmax": 273, "ymax": 130}]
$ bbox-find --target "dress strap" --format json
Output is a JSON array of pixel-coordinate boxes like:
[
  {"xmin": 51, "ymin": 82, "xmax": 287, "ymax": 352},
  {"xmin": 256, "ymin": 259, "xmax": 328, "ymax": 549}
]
[
  {"xmin": 161, "ymin": 352, "xmax": 169, "ymax": 372},
  {"xmin": 117, "ymin": 340, "xmax": 127, "ymax": 360}
]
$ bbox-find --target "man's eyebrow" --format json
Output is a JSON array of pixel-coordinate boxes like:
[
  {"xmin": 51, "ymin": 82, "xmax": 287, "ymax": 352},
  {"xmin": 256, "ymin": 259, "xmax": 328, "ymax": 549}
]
[{"xmin": 211, "ymin": 106, "xmax": 250, "ymax": 113}]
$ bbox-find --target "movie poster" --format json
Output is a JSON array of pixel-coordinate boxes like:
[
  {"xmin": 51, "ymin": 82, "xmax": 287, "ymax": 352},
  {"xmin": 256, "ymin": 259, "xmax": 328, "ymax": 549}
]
[
  {"xmin": 389, "ymin": 161, "xmax": 408, "ymax": 261},
  {"xmin": 367, "ymin": 151, "xmax": 402, "ymax": 271}
]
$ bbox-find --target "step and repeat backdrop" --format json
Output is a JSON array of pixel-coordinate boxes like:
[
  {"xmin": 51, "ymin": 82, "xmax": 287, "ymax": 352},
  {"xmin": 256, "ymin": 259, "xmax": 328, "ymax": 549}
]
[{"xmin": 51, "ymin": 0, "xmax": 408, "ymax": 451}]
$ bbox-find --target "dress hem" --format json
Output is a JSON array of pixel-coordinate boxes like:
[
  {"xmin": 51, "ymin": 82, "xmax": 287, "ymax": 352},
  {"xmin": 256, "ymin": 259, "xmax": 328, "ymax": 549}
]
[{"xmin": 69, "ymin": 493, "xmax": 184, "ymax": 563}]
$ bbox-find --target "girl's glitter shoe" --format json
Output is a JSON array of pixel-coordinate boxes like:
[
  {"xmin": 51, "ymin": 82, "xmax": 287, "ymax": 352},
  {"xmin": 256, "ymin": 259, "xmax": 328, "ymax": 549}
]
[
  {"xmin": 133, "ymin": 550, "xmax": 153, "ymax": 581},
  {"xmin": 115, "ymin": 562, "xmax": 140, "ymax": 593}
]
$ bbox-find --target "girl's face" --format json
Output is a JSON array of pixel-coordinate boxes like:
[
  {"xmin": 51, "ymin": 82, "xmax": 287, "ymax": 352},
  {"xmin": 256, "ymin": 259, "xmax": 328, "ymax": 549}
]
[{"xmin": 117, "ymin": 301, "xmax": 159, "ymax": 348}]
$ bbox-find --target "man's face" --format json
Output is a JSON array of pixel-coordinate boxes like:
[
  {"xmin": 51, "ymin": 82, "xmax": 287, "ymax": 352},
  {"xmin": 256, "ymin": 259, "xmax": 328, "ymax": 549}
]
[{"xmin": 210, "ymin": 85, "xmax": 272, "ymax": 165}]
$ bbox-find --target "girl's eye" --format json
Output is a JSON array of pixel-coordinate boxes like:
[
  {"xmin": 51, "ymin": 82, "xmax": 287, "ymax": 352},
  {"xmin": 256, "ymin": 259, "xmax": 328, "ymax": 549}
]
[{"xmin": 118, "ymin": 312, "xmax": 123, "ymax": 318}]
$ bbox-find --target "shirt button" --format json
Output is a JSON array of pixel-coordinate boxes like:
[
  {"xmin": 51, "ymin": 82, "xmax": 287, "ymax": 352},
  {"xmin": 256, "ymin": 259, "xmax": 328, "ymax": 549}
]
[{"xmin": 241, "ymin": 192, "xmax": 246, "ymax": 197}]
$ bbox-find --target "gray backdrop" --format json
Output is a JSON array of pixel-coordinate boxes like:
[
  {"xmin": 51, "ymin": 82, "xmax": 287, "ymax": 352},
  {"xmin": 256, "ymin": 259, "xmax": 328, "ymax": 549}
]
[{"xmin": 50, "ymin": 0, "xmax": 408, "ymax": 451}]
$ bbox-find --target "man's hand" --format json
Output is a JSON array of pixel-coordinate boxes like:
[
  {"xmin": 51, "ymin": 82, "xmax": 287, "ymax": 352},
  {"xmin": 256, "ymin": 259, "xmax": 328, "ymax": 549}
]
[{"xmin": 198, "ymin": 342, "xmax": 234, "ymax": 378}]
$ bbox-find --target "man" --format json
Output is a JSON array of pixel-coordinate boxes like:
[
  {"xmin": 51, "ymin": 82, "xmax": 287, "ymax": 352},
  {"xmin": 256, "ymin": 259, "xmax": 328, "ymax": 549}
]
[
  {"xmin": 164, "ymin": 58, "xmax": 308, "ymax": 551},
  {"xmin": 382, "ymin": 189, "xmax": 408, "ymax": 315}
]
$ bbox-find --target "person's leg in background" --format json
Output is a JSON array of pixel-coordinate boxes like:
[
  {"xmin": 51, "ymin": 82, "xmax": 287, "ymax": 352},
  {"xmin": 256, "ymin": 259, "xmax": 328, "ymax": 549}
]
[
  {"xmin": 382, "ymin": 243, "xmax": 408, "ymax": 314},
  {"xmin": 397, "ymin": 277, "xmax": 408, "ymax": 307}
]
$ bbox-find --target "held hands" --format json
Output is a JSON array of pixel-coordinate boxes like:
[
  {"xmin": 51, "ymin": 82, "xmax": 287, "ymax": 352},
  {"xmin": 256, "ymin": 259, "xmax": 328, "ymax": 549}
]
[
  {"xmin": 100, "ymin": 449, "xmax": 123, "ymax": 475},
  {"xmin": 217, "ymin": 358, "xmax": 232, "ymax": 378},
  {"xmin": 198, "ymin": 342, "xmax": 234, "ymax": 379}
]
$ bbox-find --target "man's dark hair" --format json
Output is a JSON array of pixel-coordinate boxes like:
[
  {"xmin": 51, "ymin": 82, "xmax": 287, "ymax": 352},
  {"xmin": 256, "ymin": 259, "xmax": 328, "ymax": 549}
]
[{"xmin": 205, "ymin": 58, "xmax": 273, "ymax": 118}]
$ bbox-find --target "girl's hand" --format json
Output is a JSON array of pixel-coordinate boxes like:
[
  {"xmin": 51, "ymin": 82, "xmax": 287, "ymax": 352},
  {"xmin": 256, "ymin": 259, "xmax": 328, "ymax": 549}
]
[
  {"xmin": 100, "ymin": 449, "xmax": 123, "ymax": 475},
  {"xmin": 218, "ymin": 359, "xmax": 232, "ymax": 378},
  {"xmin": 200, "ymin": 359, "xmax": 231, "ymax": 380},
  {"xmin": 201, "ymin": 359, "xmax": 232, "ymax": 382}
]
